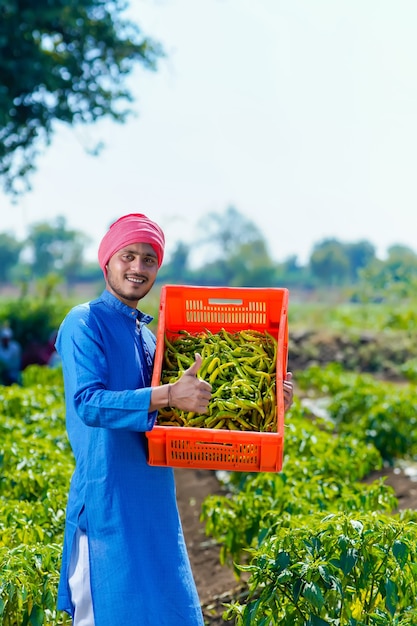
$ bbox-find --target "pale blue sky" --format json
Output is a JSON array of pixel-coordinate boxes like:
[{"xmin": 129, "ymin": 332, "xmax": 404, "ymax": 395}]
[{"xmin": 1, "ymin": 0, "xmax": 417, "ymax": 265}]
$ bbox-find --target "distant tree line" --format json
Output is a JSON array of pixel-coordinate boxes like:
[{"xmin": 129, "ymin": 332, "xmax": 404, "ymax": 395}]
[{"xmin": 1, "ymin": 207, "xmax": 417, "ymax": 301}]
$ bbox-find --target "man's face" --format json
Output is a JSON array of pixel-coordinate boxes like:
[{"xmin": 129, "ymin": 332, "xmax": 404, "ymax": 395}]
[{"xmin": 105, "ymin": 242, "xmax": 159, "ymax": 307}]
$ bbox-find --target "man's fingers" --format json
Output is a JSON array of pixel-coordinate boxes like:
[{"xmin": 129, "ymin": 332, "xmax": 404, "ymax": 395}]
[{"xmin": 183, "ymin": 353, "xmax": 202, "ymax": 377}]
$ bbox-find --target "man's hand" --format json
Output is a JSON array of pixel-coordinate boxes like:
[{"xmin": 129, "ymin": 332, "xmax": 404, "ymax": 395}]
[
  {"xmin": 170, "ymin": 353, "xmax": 212, "ymax": 414},
  {"xmin": 283, "ymin": 371, "xmax": 294, "ymax": 412}
]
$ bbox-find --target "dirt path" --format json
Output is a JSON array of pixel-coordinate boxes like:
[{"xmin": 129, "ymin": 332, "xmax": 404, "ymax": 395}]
[{"xmin": 175, "ymin": 468, "xmax": 245, "ymax": 625}]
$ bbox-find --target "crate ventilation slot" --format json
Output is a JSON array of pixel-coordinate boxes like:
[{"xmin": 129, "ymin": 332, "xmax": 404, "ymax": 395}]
[
  {"xmin": 169, "ymin": 439, "xmax": 260, "ymax": 466},
  {"xmin": 185, "ymin": 298, "xmax": 267, "ymax": 325}
]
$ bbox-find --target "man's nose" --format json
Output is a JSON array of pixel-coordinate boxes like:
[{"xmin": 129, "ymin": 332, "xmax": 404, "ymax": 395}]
[{"xmin": 130, "ymin": 257, "xmax": 146, "ymax": 271}]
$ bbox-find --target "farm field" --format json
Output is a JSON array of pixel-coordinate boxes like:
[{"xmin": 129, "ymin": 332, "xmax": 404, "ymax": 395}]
[
  {"xmin": 177, "ymin": 298, "xmax": 417, "ymax": 624},
  {"xmin": 177, "ymin": 384, "xmax": 417, "ymax": 625},
  {"xmin": 177, "ymin": 442, "xmax": 417, "ymax": 625},
  {"xmin": 1, "ymin": 293, "xmax": 417, "ymax": 625}
]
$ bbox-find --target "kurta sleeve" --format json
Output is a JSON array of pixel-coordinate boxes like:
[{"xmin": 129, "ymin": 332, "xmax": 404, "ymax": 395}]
[{"xmin": 56, "ymin": 301, "xmax": 157, "ymax": 432}]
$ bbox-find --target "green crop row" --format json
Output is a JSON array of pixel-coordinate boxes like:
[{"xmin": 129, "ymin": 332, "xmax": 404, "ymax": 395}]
[
  {"xmin": 2, "ymin": 361, "xmax": 417, "ymax": 624},
  {"xmin": 296, "ymin": 363, "xmax": 417, "ymax": 462},
  {"xmin": 0, "ymin": 366, "xmax": 73, "ymax": 626},
  {"xmin": 289, "ymin": 301, "xmax": 417, "ymax": 333}
]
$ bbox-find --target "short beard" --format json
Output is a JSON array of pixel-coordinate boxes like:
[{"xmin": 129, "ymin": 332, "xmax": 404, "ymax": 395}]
[
  {"xmin": 107, "ymin": 272, "xmax": 145, "ymax": 303},
  {"xmin": 113, "ymin": 287, "xmax": 138, "ymax": 303}
]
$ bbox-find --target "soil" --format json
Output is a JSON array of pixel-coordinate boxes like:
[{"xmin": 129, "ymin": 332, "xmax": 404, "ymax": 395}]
[
  {"xmin": 175, "ymin": 462, "xmax": 417, "ymax": 625},
  {"xmin": 175, "ymin": 468, "xmax": 246, "ymax": 625}
]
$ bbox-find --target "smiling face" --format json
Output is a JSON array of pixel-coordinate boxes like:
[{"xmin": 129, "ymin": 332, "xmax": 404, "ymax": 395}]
[{"xmin": 105, "ymin": 242, "xmax": 159, "ymax": 307}]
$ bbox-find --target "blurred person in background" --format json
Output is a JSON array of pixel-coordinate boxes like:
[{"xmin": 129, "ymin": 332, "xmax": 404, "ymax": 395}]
[{"xmin": 0, "ymin": 326, "xmax": 22, "ymax": 385}]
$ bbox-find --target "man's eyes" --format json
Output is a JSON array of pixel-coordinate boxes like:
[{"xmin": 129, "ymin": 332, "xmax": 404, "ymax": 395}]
[{"xmin": 122, "ymin": 255, "xmax": 156, "ymax": 264}]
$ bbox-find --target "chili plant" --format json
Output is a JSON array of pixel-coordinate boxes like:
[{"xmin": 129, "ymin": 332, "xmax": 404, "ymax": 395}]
[
  {"xmin": 224, "ymin": 512, "xmax": 417, "ymax": 625},
  {"xmin": 202, "ymin": 406, "xmax": 397, "ymax": 571}
]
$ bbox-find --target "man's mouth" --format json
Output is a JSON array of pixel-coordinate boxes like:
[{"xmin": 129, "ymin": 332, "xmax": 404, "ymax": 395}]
[{"xmin": 126, "ymin": 275, "xmax": 146, "ymax": 284}]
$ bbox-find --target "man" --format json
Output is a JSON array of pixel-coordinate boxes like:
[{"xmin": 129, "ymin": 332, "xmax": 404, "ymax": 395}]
[
  {"xmin": 56, "ymin": 213, "xmax": 293, "ymax": 625},
  {"xmin": 56, "ymin": 214, "xmax": 212, "ymax": 626}
]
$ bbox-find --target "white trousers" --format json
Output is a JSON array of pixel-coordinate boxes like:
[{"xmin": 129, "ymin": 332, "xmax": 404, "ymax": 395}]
[{"xmin": 68, "ymin": 529, "xmax": 96, "ymax": 626}]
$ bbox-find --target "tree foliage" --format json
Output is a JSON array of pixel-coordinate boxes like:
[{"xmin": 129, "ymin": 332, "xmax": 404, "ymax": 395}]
[
  {"xmin": 0, "ymin": 0, "xmax": 164, "ymax": 196},
  {"xmin": 356, "ymin": 244, "xmax": 417, "ymax": 301},
  {"xmin": 0, "ymin": 231, "xmax": 22, "ymax": 283},
  {"xmin": 25, "ymin": 215, "xmax": 91, "ymax": 279},
  {"xmin": 196, "ymin": 206, "xmax": 265, "ymax": 261},
  {"xmin": 158, "ymin": 241, "xmax": 193, "ymax": 285},
  {"xmin": 0, "ymin": 207, "xmax": 416, "ymax": 296},
  {"xmin": 309, "ymin": 238, "xmax": 379, "ymax": 288},
  {"xmin": 309, "ymin": 238, "xmax": 351, "ymax": 286},
  {"xmin": 345, "ymin": 239, "xmax": 376, "ymax": 279}
]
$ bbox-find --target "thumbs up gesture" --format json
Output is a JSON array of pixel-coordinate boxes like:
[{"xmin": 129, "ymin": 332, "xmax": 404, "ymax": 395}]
[{"xmin": 169, "ymin": 353, "xmax": 212, "ymax": 413}]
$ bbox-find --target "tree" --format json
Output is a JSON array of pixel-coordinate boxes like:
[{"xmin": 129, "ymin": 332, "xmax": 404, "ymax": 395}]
[
  {"xmin": 357, "ymin": 243, "xmax": 417, "ymax": 301},
  {"xmin": 275, "ymin": 255, "xmax": 312, "ymax": 289},
  {"xmin": 226, "ymin": 239, "xmax": 278, "ymax": 287},
  {"xmin": 0, "ymin": 0, "xmax": 164, "ymax": 196},
  {"xmin": 158, "ymin": 241, "xmax": 192, "ymax": 284},
  {"xmin": 385, "ymin": 244, "xmax": 417, "ymax": 273},
  {"xmin": 309, "ymin": 239, "xmax": 350, "ymax": 286},
  {"xmin": 190, "ymin": 206, "xmax": 278, "ymax": 286},
  {"xmin": 0, "ymin": 232, "xmax": 23, "ymax": 283},
  {"xmin": 196, "ymin": 206, "xmax": 266, "ymax": 261},
  {"xmin": 25, "ymin": 216, "xmax": 91, "ymax": 279},
  {"xmin": 345, "ymin": 240, "xmax": 376, "ymax": 281}
]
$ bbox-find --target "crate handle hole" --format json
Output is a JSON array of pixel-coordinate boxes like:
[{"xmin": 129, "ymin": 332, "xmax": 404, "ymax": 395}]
[{"xmin": 208, "ymin": 298, "xmax": 243, "ymax": 306}]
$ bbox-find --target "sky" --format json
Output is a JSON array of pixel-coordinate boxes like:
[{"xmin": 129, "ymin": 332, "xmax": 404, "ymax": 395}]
[{"xmin": 1, "ymin": 0, "xmax": 417, "ymax": 265}]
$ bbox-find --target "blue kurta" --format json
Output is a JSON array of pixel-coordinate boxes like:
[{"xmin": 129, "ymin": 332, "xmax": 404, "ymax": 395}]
[{"xmin": 56, "ymin": 290, "xmax": 204, "ymax": 625}]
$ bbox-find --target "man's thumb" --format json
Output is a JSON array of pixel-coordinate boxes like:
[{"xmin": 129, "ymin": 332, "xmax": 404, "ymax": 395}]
[{"xmin": 184, "ymin": 353, "xmax": 202, "ymax": 377}]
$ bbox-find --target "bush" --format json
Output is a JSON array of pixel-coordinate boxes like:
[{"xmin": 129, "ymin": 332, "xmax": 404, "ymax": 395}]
[{"xmin": 224, "ymin": 512, "xmax": 417, "ymax": 625}]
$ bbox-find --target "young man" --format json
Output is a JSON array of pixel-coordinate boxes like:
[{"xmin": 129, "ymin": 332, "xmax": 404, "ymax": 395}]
[
  {"xmin": 56, "ymin": 213, "xmax": 293, "ymax": 625},
  {"xmin": 56, "ymin": 214, "xmax": 212, "ymax": 626}
]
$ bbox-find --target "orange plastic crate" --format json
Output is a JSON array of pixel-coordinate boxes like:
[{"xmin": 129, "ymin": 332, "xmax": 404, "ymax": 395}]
[{"xmin": 146, "ymin": 285, "xmax": 289, "ymax": 472}]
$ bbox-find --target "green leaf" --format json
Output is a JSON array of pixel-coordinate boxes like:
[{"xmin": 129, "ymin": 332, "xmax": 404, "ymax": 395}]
[
  {"xmin": 308, "ymin": 615, "xmax": 332, "ymax": 625},
  {"xmin": 339, "ymin": 547, "xmax": 358, "ymax": 575},
  {"xmin": 318, "ymin": 564, "xmax": 331, "ymax": 586},
  {"xmin": 392, "ymin": 540, "xmax": 408, "ymax": 567},
  {"xmin": 276, "ymin": 568, "xmax": 292, "ymax": 584},
  {"xmin": 384, "ymin": 578, "xmax": 399, "ymax": 617},
  {"xmin": 29, "ymin": 604, "xmax": 45, "ymax": 626},
  {"xmin": 349, "ymin": 519, "xmax": 364, "ymax": 534},
  {"xmin": 275, "ymin": 550, "xmax": 291, "ymax": 571},
  {"xmin": 292, "ymin": 578, "xmax": 303, "ymax": 603},
  {"xmin": 302, "ymin": 581, "xmax": 325, "ymax": 611}
]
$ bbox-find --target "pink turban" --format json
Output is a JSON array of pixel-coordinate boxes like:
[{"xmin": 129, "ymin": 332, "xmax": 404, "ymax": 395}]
[{"xmin": 98, "ymin": 213, "xmax": 165, "ymax": 277}]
